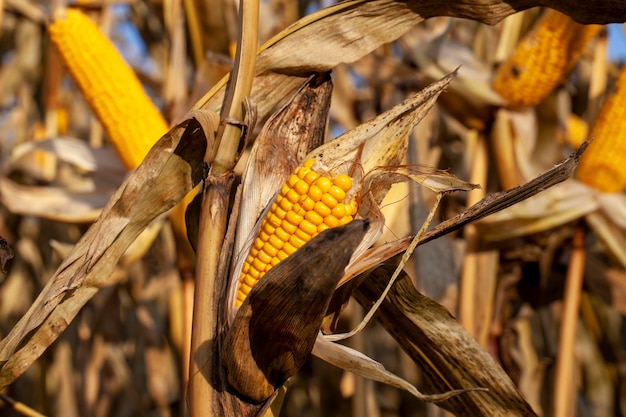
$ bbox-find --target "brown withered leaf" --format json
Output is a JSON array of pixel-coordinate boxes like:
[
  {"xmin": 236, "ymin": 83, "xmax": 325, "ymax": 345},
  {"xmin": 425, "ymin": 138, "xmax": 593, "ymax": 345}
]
[
  {"xmin": 0, "ymin": 237, "xmax": 13, "ymax": 274},
  {"xmin": 0, "ymin": 111, "xmax": 217, "ymax": 388},
  {"xmin": 354, "ymin": 262, "xmax": 538, "ymax": 416},
  {"xmin": 222, "ymin": 220, "xmax": 370, "ymax": 403},
  {"xmin": 341, "ymin": 140, "xmax": 591, "ymax": 286}
]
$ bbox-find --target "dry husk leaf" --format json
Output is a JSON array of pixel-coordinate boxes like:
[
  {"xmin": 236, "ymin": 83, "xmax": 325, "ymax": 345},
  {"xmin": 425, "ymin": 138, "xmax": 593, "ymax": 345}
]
[{"xmin": 0, "ymin": 111, "xmax": 217, "ymax": 387}]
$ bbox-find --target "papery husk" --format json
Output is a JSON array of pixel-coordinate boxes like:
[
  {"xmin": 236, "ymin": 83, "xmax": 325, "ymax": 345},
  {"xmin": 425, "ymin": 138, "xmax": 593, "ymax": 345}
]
[
  {"xmin": 351, "ymin": 262, "xmax": 538, "ymax": 416},
  {"xmin": 477, "ymin": 180, "xmax": 598, "ymax": 241},
  {"xmin": 311, "ymin": 335, "xmax": 481, "ymax": 403},
  {"xmin": 0, "ymin": 110, "xmax": 217, "ymax": 387}
]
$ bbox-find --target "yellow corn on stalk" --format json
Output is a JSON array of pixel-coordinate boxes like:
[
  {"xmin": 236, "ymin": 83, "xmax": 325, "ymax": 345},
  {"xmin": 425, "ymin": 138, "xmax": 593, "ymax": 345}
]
[
  {"xmin": 48, "ymin": 8, "xmax": 168, "ymax": 169},
  {"xmin": 493, "ymin": 9, "xmax": 601, "ymax": 107},
  {"xmin": 576, "ymin": 67, "xmax": 626, "ymax": 193},
  {"xmin": 236, "ymin": 159, "xmax": 358, "ymax": 307}
]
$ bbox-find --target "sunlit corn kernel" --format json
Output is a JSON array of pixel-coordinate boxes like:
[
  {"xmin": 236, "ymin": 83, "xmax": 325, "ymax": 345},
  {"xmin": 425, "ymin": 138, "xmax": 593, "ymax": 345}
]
[
  {"xmin": 269, "ymin": 234, "xmax": 285, "ymax": 250},
  {"xmin": 299, "ymin": 219, "xmax": 317, "ymax": 235},
  {"xmin": 294, "ymin": 179, "xmax": 309, "ymax": 195},
  {"xmin": 247, "ymin": 265, "xmax": 260, "ymax": 279},
  {"xmin": 333, "ymin": 174, "xmax": 352, "ymax": 191},
  {"xmin": 281, "ymin": 183, "xmax": 291, "ymax": 196},
  {"xmin": 287, "ymin": 174, "xmax": 299, "ymax": 188},
  {"xmin": 317, "ymin": 223, "xmax": 329, "ymax": 233},
  {"xmin": 243, "ymin": 273, "xmax": 258, "ymax": 288},
  {"xmin": 314, "ymin": 201, "xmax": 331, "ymax": 218},
  {"xmin": 281, "ymin": 219, "xmax": 298, "ymax": 235},
  {"xmin": 259, "ymin": 230, "xmax": 270, "ymax": 242},
  {"xmin": 257, "ymin": 249, "xmax": 272, "ymax": 264},
  {"xmin": 250, "ymin": 247, "xmax": 259, "ymax": 257},
  {"xmin": 286, "ymin": 189, "xmax": 300, "ymax": 203},
  {"xmin": 303, "ymin": 159, "xmax": 315, "ymax": 168},
  {"xmin": 289, "ymin": 234, "xmax": 307, "ymax": 248},
  {"xmin": 328, "ymin": 185, "xmax": 346, "ymax": 202},
  {"xmin": 285, "ymin": 210, "xmax": 303, "ymax": 226},
  {"xmin": 254, "ymin": 238, "xmax": 264, "ymax": 250},
  {"xmin": 274, "ymin": 205, "xmax": 287, "ymax": 219},
  {"xmin": 308, "ymin": 184, "xmax": 323, "ymax": 201},
  {"xmin": 262, "ymin": 241, "xmax": 278, "ymax": 257},
  {"xmin": 305, "ymin": 210, "xmax": 324, "ymax": 226},
  {"xmin": 321, "ymin": 193, "xmax": 338, "ymax": 209},
  {"xmin": 263, "ymin": 222, "xmax": 276, "ymax": 236},
  {"xmin": 331, "ymin": 204, "xmax": 346, "ymax": 219},
  {"xmin": 237, "ymin": 290, "xmax": 248, "ymax": 302},
  {"xmin": 324, "ymin": 215, "xmax": 340, "ymax": 228},
  {"xmin": 315, "ymin": 176, "xmax": 333, "ymax": 193},
  {"xmin": 268, "ymin": 213, "xmax": 282, "ymax": 228},
  {"xmin": 339, "ymin": 215, "xmax": 353, "ymax": 225},
  {"xmin": 294, "ymin": 228, "xmax": 311, "ymax": 242},
  {"xmin": 297, "ymin": 166, "xmax": 311, "ymax": 180},
  {"xmin": 283, "ymin": 241, "xmax": 297, "ymax": 255},
  {"xmin": 275, "ymin": 225, "xmax": 291, "ymax": 242},
  {"xmin": 300, "ymin": 196, "xmax": 315, "ymax": 211},
  {"xmin": 252, "ymin": 257, "xmax": 267, "ymax": 272},
  {"xmin": 277, "ymin": 250, "xmax": 289, "ymax": 261},
  {"xmin": 279, "ymin": 196, "xmax": 293, "ymax": 212},
  {"xmin": 270, "ymin": 257, "xmax": 280, "ymax": 266},
  {"xmin": 304, "ymin": 170, "xmax": 320, "ymax": 185}
]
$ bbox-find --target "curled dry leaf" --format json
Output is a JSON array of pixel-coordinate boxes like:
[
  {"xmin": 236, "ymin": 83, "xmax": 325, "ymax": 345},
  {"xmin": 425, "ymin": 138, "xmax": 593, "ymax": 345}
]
[
  {"xmin": 0, "ymin": 110, "xmax": 217, "ymax": 388},
  {"xmin": 222, "ymin": 220, "xmax": 370, "ymax": 402},
  {"xmin": 353, "ymin": 262, "xmax": 538, "ymax": 416},
  {"xmin": 476, "ymin": 180, "xmax": 598, "ymax": 241},
  {"xmin": 344, "ymin": 140, "xmax": 591, "ymax": 286}
]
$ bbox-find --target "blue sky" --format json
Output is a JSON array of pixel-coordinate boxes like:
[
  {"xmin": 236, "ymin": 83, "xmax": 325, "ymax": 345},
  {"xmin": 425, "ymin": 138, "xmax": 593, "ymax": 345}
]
[{"xmin": 608, "ymin": 24, "xmax": 626, "ymax": 62}]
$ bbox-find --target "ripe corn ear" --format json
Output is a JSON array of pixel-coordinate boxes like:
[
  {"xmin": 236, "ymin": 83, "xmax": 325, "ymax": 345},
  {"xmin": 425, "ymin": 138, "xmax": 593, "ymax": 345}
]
[
  {"xmin": 236, "ymin": 160, "xmax": 358, "ymax": 307},
  {"xmin": 48, "ymin": 8, "xmax": 168, "ymax": 169},
  {"xmin": 577, "ymin": 67, "xmax": 626, "ymax": 193},
  {"xmin": 493, "ymin": 9, "xmax": 601, "ymax": 107}
]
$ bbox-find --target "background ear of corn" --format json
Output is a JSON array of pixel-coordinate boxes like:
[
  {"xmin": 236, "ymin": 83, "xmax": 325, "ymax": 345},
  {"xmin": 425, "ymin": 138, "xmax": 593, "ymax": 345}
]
[
  {"xmin": 493, "ymin": 9, "xmax": 601, "ymax": 107},
  {"xmin": 48, "ymin": 8, "xmax": 169, "ymax": 169},
  {"xmin": 576, "ymin": 66, "xmax": 626, "ymax": 192}
]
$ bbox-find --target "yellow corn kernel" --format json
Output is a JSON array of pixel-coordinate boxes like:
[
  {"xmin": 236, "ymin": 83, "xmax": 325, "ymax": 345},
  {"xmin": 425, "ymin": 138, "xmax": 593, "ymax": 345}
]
[
  {"xmin": 576, "ymin": 67, "xmax": 626, "ymax": 192},
  {"xmin": 48, "ymin": 9, "xmax": 169, "ymax": 169},
  {"xmin": 236, "ymin": 160, "xmax": 356, "ymax": 307},
  {"xmin": 493, "ymin": 9, "xmax": 601, "ymax": 107}
]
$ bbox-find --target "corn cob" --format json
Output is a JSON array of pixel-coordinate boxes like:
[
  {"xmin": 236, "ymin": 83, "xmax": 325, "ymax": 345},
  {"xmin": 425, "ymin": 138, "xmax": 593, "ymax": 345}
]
[
  {"xmin": 493, "ymin": 9, "xmax": 601, "ymax": 107},
  {"xmin": 236, "ymin": 159, "xmax": 358, "ymax": 307},
  {"xmin": 48, "ymin": 8, "xmax": 168, "ymax": 169},
  {"xmin": 576, "ymin": 67, "xmax": 626, "ymax": 193}
]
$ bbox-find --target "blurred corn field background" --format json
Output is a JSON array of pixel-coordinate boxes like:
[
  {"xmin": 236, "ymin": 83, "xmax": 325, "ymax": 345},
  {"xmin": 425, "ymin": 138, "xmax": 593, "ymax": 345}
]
[{"xmin": 0, "ymin": 0, "xmax": 626, "ymax": 416}]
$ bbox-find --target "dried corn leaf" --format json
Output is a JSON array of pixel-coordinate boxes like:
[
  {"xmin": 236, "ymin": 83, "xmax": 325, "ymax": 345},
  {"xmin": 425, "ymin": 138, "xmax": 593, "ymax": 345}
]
[
  {"xmin": 312, "ymin": 335, "xmax": 478, "ymax": 403},
  {"xmin": 477, "ymin": 181, "xmax": 598, "ymax": 241},
  {"xmin": 8, "ymin": 137, "xmax": 126, "ymax": 175},
  {"xmin": 0, "ymin": 177, "xmax": 110, "ymax": 223},
  {"xmin": 343, "ymin": 142, "xmax": 590, "ymax": 284},
  {"xmin": 223, "ymin": 220, "xmax": 370, "ymax": 402},
  {"xmin": 0, "ymin": 110, "xmax": 217, "ymax": 388},
  {"xmin": 354, "ymin": 262, "xmax": 538, "ymax": 416}
]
